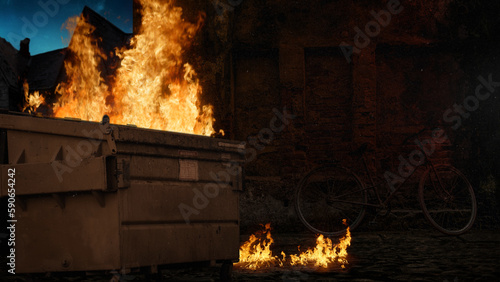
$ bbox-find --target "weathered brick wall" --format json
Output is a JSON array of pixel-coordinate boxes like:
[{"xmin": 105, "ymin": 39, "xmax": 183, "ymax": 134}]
[
  {"xmin": 0, "ymin": 79, "xmax": 8, "ymax": 109},
  {"xmin": 225, "ymin": 0, "xmax": 468, "ymax": 230},
  {"xmin": 374, "ymin": 45, "xmax": 466, "ymax": 190},
  {"xmin": 191, "ymin": 0, "xmax": 499, "ymax": 230}
]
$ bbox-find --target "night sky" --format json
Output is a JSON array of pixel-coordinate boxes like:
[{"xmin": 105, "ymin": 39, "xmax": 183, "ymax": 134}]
[{"xmin": 0, "ymin": 0, "xmax": 133, "ymax": 55}]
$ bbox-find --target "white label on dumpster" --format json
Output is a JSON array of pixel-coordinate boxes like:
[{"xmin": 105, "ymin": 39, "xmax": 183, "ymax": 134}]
[{"xmin": 179, "ymin": 159, "xmax": 199, "ymax": 181}]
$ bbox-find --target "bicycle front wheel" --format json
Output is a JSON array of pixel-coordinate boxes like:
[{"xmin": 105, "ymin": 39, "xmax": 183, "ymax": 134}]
[
  {"xmin": 419, "ymin": 165, "xmax": 477, "ymax": 235},
  {"xmin": 295, "ymin": 164, "xmax": 367, "ymax": 236}
]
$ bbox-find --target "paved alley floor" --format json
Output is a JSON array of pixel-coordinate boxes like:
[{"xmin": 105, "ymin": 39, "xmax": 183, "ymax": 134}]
[{"xmin": 3, "ymin": 229, "xmax": 499, "ymax": 281}]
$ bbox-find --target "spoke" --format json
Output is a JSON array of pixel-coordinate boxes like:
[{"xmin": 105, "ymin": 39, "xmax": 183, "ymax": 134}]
[
  {"xmin": 302, "ymin": 182, "xmax": 326, "ymax": 202},
  {"xmin": 426, "ymin": 209, "xmax": 472, "ymax": 213},
  {"xmin": 297, "ymin": 166, "xmax": 367, "ymax": 235},
  {"xmin": 436, "ymin": 208, "xmax": 446, "ymax": 226},
  {"xmin": 448, "ymin": 173, "xmax": 459, "ymax": 194},
  {"xmin": 335, "ymin": 178, "xmax": 352, "ymax": 195},
  {"xmin": 311, "ymin": 181, "xmax": 327, "ymax": 196},
  {"xmin": 438, "ymin": 169, "xmax": 454, "ymax": 197},
  {"xmin": 330, "ymin": 199, "xmax": 367, "ymax": 207},
  {"xmin": 327, "ymin": 178, "xmax": 335, "ymax": 195},
  {"xmin": 420, "ymin": 165, "xmax": 476, "ymax": 234},
  {"xmin": 330, "ymin": 188, "xmax": 367, "ymax": 200}
]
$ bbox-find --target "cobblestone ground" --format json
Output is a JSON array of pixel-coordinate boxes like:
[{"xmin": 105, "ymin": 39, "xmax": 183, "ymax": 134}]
[{"xmin": 3, "ymin": 229, "xmax": 499, "ymax": 281}]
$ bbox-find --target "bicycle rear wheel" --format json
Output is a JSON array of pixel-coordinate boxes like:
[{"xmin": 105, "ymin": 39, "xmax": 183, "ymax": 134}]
[
  {"xmin": 295, "ymin": 164, "xmax": 367, "ymax": 236},
  {"xmin": 419, "ymin": 165, "xmax": 477, "ymax": 235}
]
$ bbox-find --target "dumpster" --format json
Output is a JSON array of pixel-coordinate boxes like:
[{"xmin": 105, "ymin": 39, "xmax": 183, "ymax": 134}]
[{"xmin": 0, "ymin": 112, "xmax": 244, "ymax": 275}]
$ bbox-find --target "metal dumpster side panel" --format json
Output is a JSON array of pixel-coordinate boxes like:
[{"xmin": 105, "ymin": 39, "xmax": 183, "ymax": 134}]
[
  {"xmin": 1, "ymin": 157, "xmax": 110, "ymax": 196},
  {"xmin": 5, "ymin": 130, "xmax": 108, "ymax": 165},
  {"xmin": 119, "ymin": 182, "xmax": 239, "ymax": 223},
  {"xmin": 125, "ymin": 155, "xmax": 240, "ymax": 182},
  {"xmin": 120, "ymin": 223, "xmax": 239, "ymax": 268},
  {"xmin": 16, "ymin": 193, "xmax": 121, "ymax": 273},
  {"xmin": 0, "ymin": 114, "xmax": 111, "ymax": 141},
  {"xmin": 115, "ymin": 125, "xmax": 244, "ymax": 152},
  {"xmin": 116, "ymin": 139, "xmax": 242, "ymax": 267},
  {"xmin": 0, "ymin": 114, "xmax": 244, "ymax": 153},
  {"xmin": 0, "ymin": 130, "xmax": 114, "ymax": 196}
]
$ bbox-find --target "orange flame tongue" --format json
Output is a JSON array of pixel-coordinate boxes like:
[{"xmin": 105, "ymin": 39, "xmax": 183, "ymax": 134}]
[{"xmin": 53, "ymin": 15, "xmax": 109, "ymax": 120}]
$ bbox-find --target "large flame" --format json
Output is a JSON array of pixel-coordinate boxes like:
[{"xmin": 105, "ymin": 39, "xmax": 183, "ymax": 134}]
[
  {"xmin": 110, "ymin": 0, "xmax": 215, "ymax": 135},
  {"xmin": 27, "ymin": 0, "xmax": 216, "ymax": 136},
  {"xmin": 53, "ymin": 15, "xmax": 110, "ymax": 120},
  {"xmin": 236, "ymin": 221, "xmax": 351, "ymax": 270}
]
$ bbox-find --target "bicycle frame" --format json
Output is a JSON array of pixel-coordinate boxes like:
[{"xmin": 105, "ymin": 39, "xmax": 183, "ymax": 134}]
[
  {"xmin": 327, "ymin": 130, "xmax": 451, "ymax": 210},
  {"xmin": 296, "ymin": 126, "xmax": 477, "ymax": 236}
]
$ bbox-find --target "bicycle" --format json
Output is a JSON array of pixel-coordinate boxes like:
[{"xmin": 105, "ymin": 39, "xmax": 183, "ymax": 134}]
[{"xmin": 294, "ymin": 128, "xmax": 477, "ymax": 236}]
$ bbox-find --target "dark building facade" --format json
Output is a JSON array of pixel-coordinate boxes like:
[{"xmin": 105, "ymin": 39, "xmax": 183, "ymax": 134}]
[{"xmin": 1, "ymin": 0, "xmax": 499, "ymax": 230}]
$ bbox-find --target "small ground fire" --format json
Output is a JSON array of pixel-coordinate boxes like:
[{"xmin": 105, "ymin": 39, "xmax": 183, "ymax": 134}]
[{"xmin": 236, "ymin": 222, "xmax": 351, "ymax": 271}]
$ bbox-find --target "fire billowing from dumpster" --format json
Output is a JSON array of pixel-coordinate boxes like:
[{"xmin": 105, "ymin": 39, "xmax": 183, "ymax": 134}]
[
  {"xmin": 23, "ymin": 0, "xmax": 217, "ymax": 136},
  {"xmin": 236, "ymin": 221, "xmax": 351, "ymax": 271},
  {"xmin": 0, "ymin": 112, "xmax": 244, "ymax": 275}
]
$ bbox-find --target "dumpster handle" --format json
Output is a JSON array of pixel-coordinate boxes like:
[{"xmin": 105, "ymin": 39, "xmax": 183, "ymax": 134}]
[{"xmin": 104, "ymin": 127, "xmax": 117, "ymax": 155}]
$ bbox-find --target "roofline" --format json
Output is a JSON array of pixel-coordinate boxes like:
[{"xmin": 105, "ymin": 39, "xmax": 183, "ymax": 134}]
[
  {"xmin": 30, "ymin": 47, "xmax": 67, "ymax": 58},
  {"xmin": 82, "ymin": 6, "xmax": 129, "ymax": 36}
]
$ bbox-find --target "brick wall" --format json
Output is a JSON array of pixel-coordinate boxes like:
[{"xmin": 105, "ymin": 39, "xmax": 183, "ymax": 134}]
[{"xmin": 221, "ymin": 0, "xmax": 484, "ymax": 230}]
